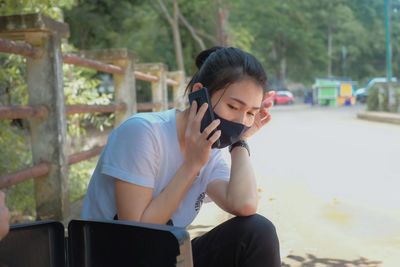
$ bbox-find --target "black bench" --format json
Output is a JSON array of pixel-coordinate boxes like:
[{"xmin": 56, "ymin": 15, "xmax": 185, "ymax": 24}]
[{"xmin": 0, "ymin": 219, "xmax": 193, "ymax": 267}]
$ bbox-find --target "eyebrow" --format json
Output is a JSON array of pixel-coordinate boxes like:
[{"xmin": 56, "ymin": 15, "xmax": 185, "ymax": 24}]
[{"xmin": 230, "ymin": 97, "xmax": 260, "ymax": 110}]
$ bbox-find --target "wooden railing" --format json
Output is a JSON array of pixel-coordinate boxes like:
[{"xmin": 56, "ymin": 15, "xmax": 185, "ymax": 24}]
[{"xmin": 0, "ymin": 13, "xmax": 187, "ymax": 221}]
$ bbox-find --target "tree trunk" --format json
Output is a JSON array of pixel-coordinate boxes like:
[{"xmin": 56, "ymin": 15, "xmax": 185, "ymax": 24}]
[
  {"xmin": 271, "ymin": 44, "xmax": 279, "ymax": 87},
  {"xmin": 172, "ymin": 1, "xmax": 184, "ymax": 71},
  {"xmin": 157, "ymin": 0, "xmax": 185, "ymax": 71},
  {"xmin": 386, "ymin": 0, "xmax": 396, "ymax": 108},
  {"xmin": 327, "ymin": 24, "xmax": 332, "ymax": 77},
  {"xmin": 214, "ymin": 0, "xmax": 230, "ymax": 46},
  {"xmin": 271, "ymin": 43, "xmax": 287, "ymax": 89},
  {"xmin": 280, "ymin": 56, "xmax": 287, "ymax": 88}
]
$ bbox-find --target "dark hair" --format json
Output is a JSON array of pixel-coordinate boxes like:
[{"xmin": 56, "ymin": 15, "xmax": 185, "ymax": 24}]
[{"xmin": 186, "ymin": 47, "xmax": 268, "ymax": 96}]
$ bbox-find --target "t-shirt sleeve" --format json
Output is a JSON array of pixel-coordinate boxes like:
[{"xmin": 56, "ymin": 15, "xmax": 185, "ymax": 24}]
[
  {"xmin": 207, "ymin": 149, "xmax": 230, "ymax": 184},
  {"xmin": 101, "ymin": 117, "xmax": 159, "ymax": 188}
]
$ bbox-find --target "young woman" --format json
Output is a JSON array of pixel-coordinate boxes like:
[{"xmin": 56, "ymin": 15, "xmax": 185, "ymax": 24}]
[{"xmin": 82, "ymin": 47, "xmax": 281, "ymax": 266}]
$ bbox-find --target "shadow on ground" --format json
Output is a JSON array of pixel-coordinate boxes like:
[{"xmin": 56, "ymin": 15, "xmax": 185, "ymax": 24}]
[{"xmin": 282, "ymin": 254, "xmax": 382, "ymax": 267}]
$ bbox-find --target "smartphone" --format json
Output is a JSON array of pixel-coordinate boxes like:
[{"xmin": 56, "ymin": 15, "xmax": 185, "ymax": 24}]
[{"xmin": 188, "ymin": 87, "xmax": 221, "ymax": 148}]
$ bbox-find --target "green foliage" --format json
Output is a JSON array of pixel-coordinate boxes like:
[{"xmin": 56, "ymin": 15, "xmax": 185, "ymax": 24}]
[
  {"xmin": 366, "ymin": 85, "xmax": 380, "ymax": 111},
  {"xmin": 3, "ymin": 0, "xmax": 395, "ymax": 89},
  {"xmin": 0, "ymin": 52, "xmax": 35, "ymax": 216},
  {"xmin": 4, "ymin": 179, "xmax": 35, "ymax": 217},
  {"xmin": 0, "ymin": 0, "xmax": 75, "ymax": 18},
  {"xmin": 64, "ymin": 1, "xmax": 174, "ymax": 59},
  {"xmin": 0, "ymin": 118, "xmax": 34, "ymax": 216},
  {"xmin": 64, "ymin": 0, "xmax": 217, "ymax": 76},
  {"xmin": 366, "ymin": 83, "xmax": 399, "ymax": 112},
  {"xmin": 0, "ymin": 54, "xmax": 28, "ymax": 105},
  {"xmin": 69, "ymin": 158, "xmax": 97, "ymax": 202},
  {"xmin": 231, "ymin": 26, "xmax": 254, "ymax": 53},
  {"xmin": 0, "ymin": 2, "xmax": 113, "ymax": 217},
  {"xmin": 63, "ymin": 48, "xmax": 114, "ymax": 137},
  {"xmin": 395, "ymin": 87, "xmax": 400, "ymax": 112}
]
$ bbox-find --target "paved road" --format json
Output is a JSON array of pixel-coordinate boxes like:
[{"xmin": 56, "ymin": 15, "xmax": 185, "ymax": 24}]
[{"xmin": 190, "ymin": 104, "xmax": 400, "ymax": 266}]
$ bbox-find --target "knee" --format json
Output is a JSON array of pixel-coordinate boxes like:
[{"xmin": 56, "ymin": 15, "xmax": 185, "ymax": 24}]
[
  {"xmin": 236, "ymin": 214, "xmax": 281, "ymax": 266},
  {"xmin": 233, "ymin": 214, "xmax": 279, "ymax": 245},
  {"xmin": 235, "ymin": 214, "xmax": 276, "ymax": 231}
]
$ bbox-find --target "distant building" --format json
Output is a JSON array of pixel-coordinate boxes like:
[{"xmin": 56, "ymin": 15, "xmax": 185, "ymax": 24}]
[{"xmin": 312, "ymin": 78, "xmax": 357, "ymax": 106}]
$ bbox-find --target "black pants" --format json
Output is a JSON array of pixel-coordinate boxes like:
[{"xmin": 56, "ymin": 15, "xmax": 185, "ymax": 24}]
[{"xmin": 191, "ymin": 214, "xmax": 281, "ymax": 267}]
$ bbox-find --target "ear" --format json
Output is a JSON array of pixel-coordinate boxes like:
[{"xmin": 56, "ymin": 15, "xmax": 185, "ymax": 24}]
[{"xmin": 192, "ymin": 82, "xmax": 203, "ymax": 92}]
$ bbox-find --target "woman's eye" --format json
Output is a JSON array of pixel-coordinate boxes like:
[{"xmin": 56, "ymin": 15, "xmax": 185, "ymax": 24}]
[
  {"xmin": 228, "ymin": 104, "xmax": 238, "ymax": 110},
  {"xmin": 247, "ymin": 112, "xmax": 255, "ymax": 117}
]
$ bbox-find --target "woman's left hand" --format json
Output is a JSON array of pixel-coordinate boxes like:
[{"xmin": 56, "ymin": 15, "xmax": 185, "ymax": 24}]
[{"xmin": 241, "ymin": 91, "xmax": 275, "ymax": 140}]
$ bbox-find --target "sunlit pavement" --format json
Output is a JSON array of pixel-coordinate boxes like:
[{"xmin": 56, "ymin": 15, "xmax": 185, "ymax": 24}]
[{"xmin": 189, "ymin": 103, "xmax": 400, "ymax": 267}]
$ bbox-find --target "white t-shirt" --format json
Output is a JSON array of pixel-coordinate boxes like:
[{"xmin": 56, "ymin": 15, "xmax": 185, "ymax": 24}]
[{"xmin": 81, "ymin": 108, "xmax": 230, "ymax": 227}]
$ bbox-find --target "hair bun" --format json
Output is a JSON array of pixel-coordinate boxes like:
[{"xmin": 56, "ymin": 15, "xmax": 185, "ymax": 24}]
[{"xmin": 195, "ymin": 46, "xmax": 224, "ymax": 69}]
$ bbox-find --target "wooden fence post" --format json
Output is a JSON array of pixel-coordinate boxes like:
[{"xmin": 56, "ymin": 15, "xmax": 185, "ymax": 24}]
[
  {"xmin": 167, "ymin": 70, "xmax": 186, "ymax": 109},
  {"xmin": 0, "ymin": 14, "xmax": 70, "ymax": 220},
  {"xmin": 136, "ymin": 63, "xmax": 168, "ymax": 112},
  {"xmin": 77, "ymin": 49, "xmax": 137, "ymax": 127}
]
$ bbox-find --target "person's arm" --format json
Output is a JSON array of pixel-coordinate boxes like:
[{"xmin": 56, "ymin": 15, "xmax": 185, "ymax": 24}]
[
  {"xmin": 206, "ymin": 94, "xmax": 274, "ymax": 216},
  {"xmin": 0, "ymin": 191, "xmax": 10, "ymax": 240},
  {"xmin": 206, "ymin": 145, "xmax": 258, "ymax": 216},
  {"xmin": 115, "ymin": 102, "xmax": 221, "ymax": 224},
  {"xmin": 115, "ymin": 162, "xmax": 198, "ymax": 224}
]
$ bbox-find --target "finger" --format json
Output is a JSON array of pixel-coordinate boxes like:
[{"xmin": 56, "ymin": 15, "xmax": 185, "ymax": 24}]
[
  {"xmin": 202, "ymin": 119, "xmax": 220, "ymax": 139},
  {"xmin": 193, "ymin": 103, "xmax": 209, "ymax": 132},
  {"xmin": 195, "ymin": 103, "xmax": 208, "ymax": 118},
  {"xmin": 262, "ymin": 98, "xmax": 274, "ymax": 108},
  {"xmin": 207, "ymin": 130, "xmax": 222, "ymax": 145},
  {"xmin": 263, "ymin": 100, "xmax": 273, "ymax": 109},
  {"xmin": 189, "ymin": 101, "xmax": 198, "ymax": 120},
  {"xmin": 187, "ymin": 101, "xmax": 198, "ymax": 130},
  {"xmin": 0, "ymin": 192, "xmax": 5, "ymax": 203},
  {"xmin": 261, "ymin": 113, "xmax": 272, "ymax": 124},
  {"xmin": 257, "ymin": 109, "xmax": 271, "ymax": 123},
  {"xmin": 263, "ymin": 90, "xmax": 275, "ymax": 101},
  {"xmin": 1, "ymin": 205, "xmax": 10, "ymax": 221},
  {"xmin": 260, "ymin": 108, "xmax": 270, "ymax": 118}
]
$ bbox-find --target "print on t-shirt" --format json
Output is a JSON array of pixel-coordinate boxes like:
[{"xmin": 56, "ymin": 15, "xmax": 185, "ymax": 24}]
[{"xmin": 195, "ymin": 192, "xmax": 206, "ymax": 213}]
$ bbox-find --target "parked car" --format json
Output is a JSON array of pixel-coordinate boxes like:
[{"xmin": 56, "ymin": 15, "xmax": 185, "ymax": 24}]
[
  {"xmin": 273, "ymin": 90, "xmax": 294, "ymax": 105},
  {"xmin": 355, "ymin": 77, "xmax": 397, "ymax": 103},
  {"xmin": 355, "ymin": 87, "xmax": 367, "ymax": 103}
]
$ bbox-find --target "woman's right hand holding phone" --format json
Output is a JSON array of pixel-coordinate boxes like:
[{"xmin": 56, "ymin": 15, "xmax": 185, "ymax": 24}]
[{"xmin": 184, "ymin": 101, "xmax": 221, "ymax": 170}]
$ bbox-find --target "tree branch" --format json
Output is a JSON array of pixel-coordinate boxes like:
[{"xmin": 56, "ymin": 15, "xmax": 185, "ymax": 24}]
[
  {"xmin": 177, "ymin": 12, "xmax": 206, "ymax": 50},
  {"xmin": 195, "ymin": 30, "xmax": 218, "ymax": 45},
  {"xmin": 157, "ymin": 0, "xmax": 173, "ymax": 26},
  {"xmin": 178, "ymin": 13, "xmax": 218, "ymax": 46},
  {"xmin": 154, "ymin": 0, "xmax": 217, "ymax": 47}
]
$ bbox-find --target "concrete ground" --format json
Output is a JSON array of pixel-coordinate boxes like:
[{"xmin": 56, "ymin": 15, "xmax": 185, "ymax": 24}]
[{"xmin": 189, "ymin": 104, "xmax": 400, "ymax": 267}]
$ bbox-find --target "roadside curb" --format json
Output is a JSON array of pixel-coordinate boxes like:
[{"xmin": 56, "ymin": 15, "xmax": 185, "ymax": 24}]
[{"xmin": 357, "ymin": 111, "xmax": 400, "ymax": 125}]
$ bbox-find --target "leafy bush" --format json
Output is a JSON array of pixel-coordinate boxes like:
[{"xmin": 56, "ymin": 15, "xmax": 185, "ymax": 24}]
[
  {"xmin": 69, "ymin": 158, "xmax": 98, "ymax": 203},
  {"xmin": 366, "ymin": 85, "xmax": 380, "ymax": 111},
  {"xmin": 394, "ymin": 87, "xmax": 400, "ymax": 113},
  {"xmin": 0, "ymin": 52, "xmax": 35, "ymax": 218},
  {"xmin": 366, "ymin": 83, "xmax": 399, "ymax": 112},
  {"xmin": 63, "ymin": 56, "xmax": 114, "ymax": 138}
]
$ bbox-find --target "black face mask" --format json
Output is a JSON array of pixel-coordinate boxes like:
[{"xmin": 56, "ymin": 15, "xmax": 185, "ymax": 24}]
[
  {"xmin": 188, "ymin": 86, "xmax": 250, "ymax": 149},
  {"xmin": 212, "ymin": 112, "xmax": 250, "ymax": 149}
]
